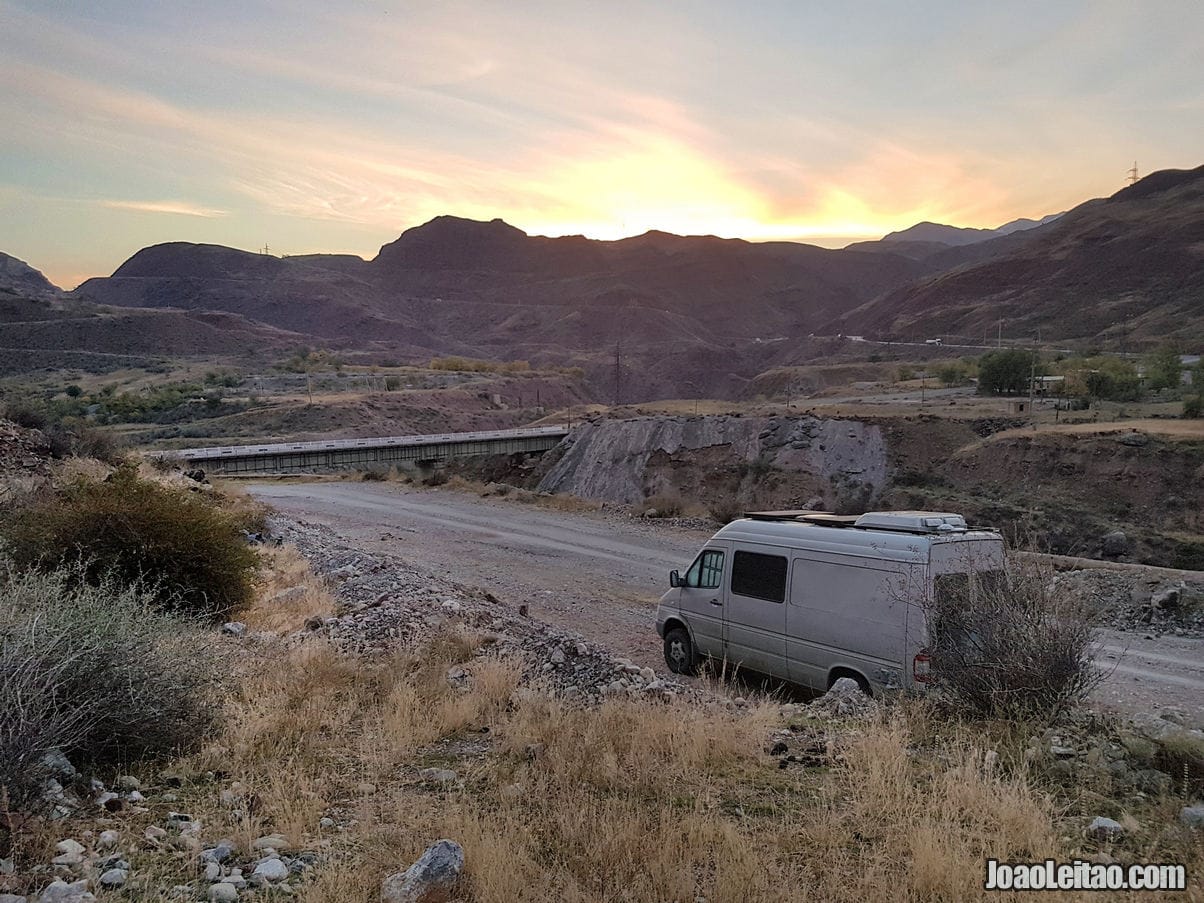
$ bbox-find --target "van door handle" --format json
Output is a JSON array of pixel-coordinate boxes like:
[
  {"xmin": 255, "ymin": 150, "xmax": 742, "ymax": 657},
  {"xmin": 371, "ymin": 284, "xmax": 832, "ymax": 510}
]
[{"xmin": 709, "ymin": 599, "xmax": 722, "ymax": 607}]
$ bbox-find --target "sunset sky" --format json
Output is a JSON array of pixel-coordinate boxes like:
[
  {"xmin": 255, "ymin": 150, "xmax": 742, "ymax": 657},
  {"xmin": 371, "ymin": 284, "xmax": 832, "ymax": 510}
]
[{"xmin": 2, "ymin": 0, "xmax": 1201, "ymax": 288}]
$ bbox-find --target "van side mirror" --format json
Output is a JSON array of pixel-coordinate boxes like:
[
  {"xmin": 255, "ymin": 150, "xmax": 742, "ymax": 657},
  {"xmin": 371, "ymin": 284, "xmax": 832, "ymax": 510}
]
[{"xmin": 669, "ymin": 569, "xmax": 682, "ymax": 588}]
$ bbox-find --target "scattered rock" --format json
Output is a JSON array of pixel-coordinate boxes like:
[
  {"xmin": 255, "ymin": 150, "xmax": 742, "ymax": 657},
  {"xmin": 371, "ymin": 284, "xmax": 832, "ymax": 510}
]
[
  {"xmin": 270, "ymin": 587, "xmax": 306, "ymax": 605},
  {"xmin": 36, "ymin": 881, "xmax": 95, "ymax": 903},
  {"xmin": 381, "ymin": 839, "xmax": 464, "ymax": 903},
  {"xmin": 208, "ymin": 884, "xmax": 239, "ymax": 903},
  {"xmin": 252, "ymin": 858, "xmax": 289, "ymax": 882},
  {"xmin": 98, "ymin": 868, "xmax": 127, "ymax": 888},
  {"xmin": 1181, "ymin": 805, "xmax": 1204, "ymax": 829},
  {"xmin": 807, "ymin": 678, "xmax": 876, "ymax": 717},
  {"xmin": 252, "ymin": 834, "xmax": 288, "ymax": 852},
  {"xmin": 41, "ymin": 750, "xmax": 78, "ymax": 780},
  {"xmin": 220, "ymin": 622, "xmax": 248, "ymax": 637},
  {"xmin": 1087, "ymin": 816, "xmax": 1125, "ymax": 840},
  {"xmin": 1100, "ymin": 531, "xmax": 1130, "ymax": 558}
]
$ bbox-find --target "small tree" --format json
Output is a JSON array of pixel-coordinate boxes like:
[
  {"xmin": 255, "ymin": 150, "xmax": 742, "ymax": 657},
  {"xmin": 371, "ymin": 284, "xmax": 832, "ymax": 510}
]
[
  {"xmin": 1145, "ymin": 346, "xmax": 1183, "ymax": 391},
  {"xmin": 977, "ymin": 350, "xmax": 1042, "ymax": 396}
]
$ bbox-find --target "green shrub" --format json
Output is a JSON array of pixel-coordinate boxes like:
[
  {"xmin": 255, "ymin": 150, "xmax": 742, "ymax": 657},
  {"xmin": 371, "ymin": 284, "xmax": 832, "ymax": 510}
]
[
  {"xmin": 0, "ymin": 466, "xmax": 258, "ymax": 619},
  {"xmin": 1184, "ymin": 395, "xmax": 1202, "ymax": 419},
  {"xmin": 0, "ymin": 567, "xmax": 220, "ymax": 812}
]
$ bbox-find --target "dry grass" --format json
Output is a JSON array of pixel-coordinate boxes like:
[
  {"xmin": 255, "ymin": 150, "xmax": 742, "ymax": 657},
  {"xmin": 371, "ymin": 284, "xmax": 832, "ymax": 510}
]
[
  {"xmin": 12, "ymin": 552, "xmax": 1200, "ymax": 901},
  {"xmin": 243, "ymin": 545, "xmax": 335, "ymax": 632}
]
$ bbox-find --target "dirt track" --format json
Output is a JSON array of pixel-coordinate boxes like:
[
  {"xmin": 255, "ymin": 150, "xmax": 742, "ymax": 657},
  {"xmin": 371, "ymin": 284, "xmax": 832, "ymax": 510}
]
[{"xmin": 249, "ymin": 481, "xmax": 1204, "ymax": 725}]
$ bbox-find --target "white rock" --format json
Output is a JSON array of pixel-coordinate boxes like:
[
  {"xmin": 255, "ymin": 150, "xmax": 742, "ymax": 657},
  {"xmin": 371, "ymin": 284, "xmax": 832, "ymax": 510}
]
[
  {"xmin": 98, "ymin": 868, "xmax": 127, "ymax": 888},
  {"xmin": 1088, "ymin": 816, "xmax": 1125, "ymax": 839},
  {"xmin": 208, "ymin": 884, "xmax": 239, "ymax": 903},
  {"xmin": 36, "ymin": 880, "xmax": 95, "ymax": 903},
  {"xmin": 252, "ymin": 858, "xmax": 289, "ymax": 882},
  {"xmin": 41, "ymin": 750, "xmax": 78, "ymax": 780},
  {"xmin": 381, "ymin": 840, "xmax": 464, "ymax": 903},
  {"xmin": 1181, "ymin": 805, "xmax": 1204, "ymax": 829},
  {"xmin": 55, "ymin": 840, "xmax": 85, "ymax": 857},
  {"xmin": 204, "ymin": 861, "xmax": 223, "ymax": 881},
  {"xmin": 252, "ymin": 834, "xmax": 288, "ymax": 851}
]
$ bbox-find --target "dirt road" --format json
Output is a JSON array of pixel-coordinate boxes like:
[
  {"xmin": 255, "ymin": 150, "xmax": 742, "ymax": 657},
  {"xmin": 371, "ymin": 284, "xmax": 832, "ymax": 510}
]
[{"xmin": 250, "ymin": 481, "xmax": 1204, "ymax": 724}]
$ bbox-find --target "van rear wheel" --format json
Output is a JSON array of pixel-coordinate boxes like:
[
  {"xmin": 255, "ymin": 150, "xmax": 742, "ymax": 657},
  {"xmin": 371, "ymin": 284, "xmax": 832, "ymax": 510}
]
[{"xmin": 663, "ymin": 627, "xmax": 697, "ymax": 676}]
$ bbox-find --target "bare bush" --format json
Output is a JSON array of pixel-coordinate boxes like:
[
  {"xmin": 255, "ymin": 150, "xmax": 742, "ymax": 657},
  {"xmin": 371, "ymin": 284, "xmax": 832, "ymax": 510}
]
[
  {"xmin": 0, "ymin": 567, "xmax": 221, "ymax": 811},
  {"xmin": 706, "ymin": 494, "xmax": 745, "ymax": 524},
  {"xmin": 642, "ymin": 491, "xmax": 683, "ymax": 517},
  {"xmin": 924, "ymin": 561, "xmax": 1102, "ymax": 721}
]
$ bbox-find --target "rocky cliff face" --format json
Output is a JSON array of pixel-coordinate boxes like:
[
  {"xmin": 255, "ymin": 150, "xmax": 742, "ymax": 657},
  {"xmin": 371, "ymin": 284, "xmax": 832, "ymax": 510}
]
[
  {"xmin": 537, "ymin": 415, "xmax": 888, "ymax": 511},
  {"xmin": 0, "ymin": 251, "xmax": 61, "ymax": 298}
]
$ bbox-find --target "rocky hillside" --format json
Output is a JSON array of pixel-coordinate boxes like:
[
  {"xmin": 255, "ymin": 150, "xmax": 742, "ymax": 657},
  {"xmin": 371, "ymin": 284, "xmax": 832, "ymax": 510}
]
[
  {"xmin": 537, "ymin": 414, "xmax": 887, "ymax": 512},
  {"xmin": 0, "ymin": 251, "xmax": 60, "ymax": 299},
  {"xmin": 837, "ymin": 165, "xmax": 1204, "ymax": 344},
  {"xmin": 0, "ymin": 292, "xmax": 312, "ymax": 376}
]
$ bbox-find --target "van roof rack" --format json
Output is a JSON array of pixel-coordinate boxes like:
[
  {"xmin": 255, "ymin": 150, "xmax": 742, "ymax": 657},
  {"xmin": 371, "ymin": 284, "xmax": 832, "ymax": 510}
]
[
  {"xmin": 744, "ymin": 509, "xmax": 830, "ymax": 521},
  {"xmin": 742, "ymin": 510, "xmax": 983, "ymax": 536}
]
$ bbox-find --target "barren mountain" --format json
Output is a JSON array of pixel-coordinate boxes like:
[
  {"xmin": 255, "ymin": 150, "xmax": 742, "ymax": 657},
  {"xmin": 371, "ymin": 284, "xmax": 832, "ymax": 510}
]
[
  {"xmin": 845, "ymin": 213, "xmax": 1061, "ymax": 260},
  {"xmin": 835, "ymin": 166, "xmax": 1204, "ymax": 344},
  {"xmin": 72, "ymin": 219, "xmax": 932, "ymax": 397},
  {"xmin": 0, "ymin": 251, "xmax": 61, "ymax": 299}
]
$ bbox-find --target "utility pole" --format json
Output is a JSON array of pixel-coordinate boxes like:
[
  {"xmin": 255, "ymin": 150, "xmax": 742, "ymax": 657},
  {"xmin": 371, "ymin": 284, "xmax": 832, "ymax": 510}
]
[
  {"xmin": 613, "ymin": 340, "xmax": 623, "ymax": 407},
  {"xmin": 997, "ymin": 319, "xmax": 1003, "ymax": 349},
  {"xmin": 1028, "ymin": 352, "xmax": 1037, "ymax": 429},
  {"xmin": 1127, "ymin": 161, "xmax": 1139, "ymax": 185}
]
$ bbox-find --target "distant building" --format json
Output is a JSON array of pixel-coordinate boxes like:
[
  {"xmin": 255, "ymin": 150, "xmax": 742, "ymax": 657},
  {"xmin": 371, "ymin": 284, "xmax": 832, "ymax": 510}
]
[{"xmin": 1029, "ymin": 375, "xmax": 1065, "ymax": 396}]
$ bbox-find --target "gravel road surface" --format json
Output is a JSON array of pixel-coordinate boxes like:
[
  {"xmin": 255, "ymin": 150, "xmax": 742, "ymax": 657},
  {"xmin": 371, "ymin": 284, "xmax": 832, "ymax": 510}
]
[{"xmin": 250, "ymin": 481, "xmax": 1204, "ymax": 724}]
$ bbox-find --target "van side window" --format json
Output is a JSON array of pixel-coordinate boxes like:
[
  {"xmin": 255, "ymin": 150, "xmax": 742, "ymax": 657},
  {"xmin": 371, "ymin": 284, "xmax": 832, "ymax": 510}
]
[
  {"xmin": 730, "ymin": 551, "xmax": 787, "ymax": 603},
  {"xmin": 684, "ymin": 550, "xmax": 724, "ymax": 588}
]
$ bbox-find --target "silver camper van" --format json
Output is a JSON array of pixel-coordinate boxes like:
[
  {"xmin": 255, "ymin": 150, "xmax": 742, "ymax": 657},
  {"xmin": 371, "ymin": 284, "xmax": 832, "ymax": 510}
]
[{"xmin": 654, "ymin": 510, "xmax": 1004, "ymax": 694}]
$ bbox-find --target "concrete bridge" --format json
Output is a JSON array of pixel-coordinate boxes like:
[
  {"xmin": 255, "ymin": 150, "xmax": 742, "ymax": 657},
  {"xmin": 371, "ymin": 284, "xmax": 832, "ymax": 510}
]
[{"xmin": 169, "ymin": 426, "xmax": 569, "ymax": 475}]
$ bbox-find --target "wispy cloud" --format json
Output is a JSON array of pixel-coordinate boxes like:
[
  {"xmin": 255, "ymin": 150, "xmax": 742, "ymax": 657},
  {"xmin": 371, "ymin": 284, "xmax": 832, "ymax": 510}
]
[{"xmin": 100, "ymin": 199, "xmax": 228, "ymax": 218}]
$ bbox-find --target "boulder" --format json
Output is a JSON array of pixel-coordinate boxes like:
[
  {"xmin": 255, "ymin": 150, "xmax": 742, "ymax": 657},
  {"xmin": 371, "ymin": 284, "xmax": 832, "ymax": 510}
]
[
  {"xmin": 1181, "ymin": 805, "xmax": 1204, "ymax": 829},
  {"xmin": 808, "ymin": 677, "xmax": 876, "ymax": 717},
  {"xmin": 1100, "ymin": 531, "xmax": 1129, "ymax": 558},
  {"xmin": 36, "ymin": 881, "xmax": 95, "ymax": 903},
  {"xmin": 252, "ymin": 858, "xmax": 289, "ymax": 882},
  {"xmin": 381, "ymin": 839, "xmax": 464, "ymax": 903},
  {"xmin": 208, "ymin": 884, "xmax": 239, "ymax": 902},
  {"xmin": 1087, "ymin": 816, "xmax": 1125, "ymax": 839}
]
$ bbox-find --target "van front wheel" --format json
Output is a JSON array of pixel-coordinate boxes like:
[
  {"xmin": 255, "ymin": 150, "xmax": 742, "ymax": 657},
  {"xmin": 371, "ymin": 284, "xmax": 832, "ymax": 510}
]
[{"xmin": 663, "ymin": 627, "xmax": 698, "ymax": 676}]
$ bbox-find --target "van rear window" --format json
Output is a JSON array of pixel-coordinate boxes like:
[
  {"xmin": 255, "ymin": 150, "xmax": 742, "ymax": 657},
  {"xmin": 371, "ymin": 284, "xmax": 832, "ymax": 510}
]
[{"xmin": 731, "ymin": 551, "xmax": 788, "ymax": 603}]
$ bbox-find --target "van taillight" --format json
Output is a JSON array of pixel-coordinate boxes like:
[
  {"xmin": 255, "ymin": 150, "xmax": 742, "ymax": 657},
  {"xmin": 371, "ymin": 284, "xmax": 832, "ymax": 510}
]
[{"xmin": 913, "ymin": 651, "xmax": 931, "ymax": 684}]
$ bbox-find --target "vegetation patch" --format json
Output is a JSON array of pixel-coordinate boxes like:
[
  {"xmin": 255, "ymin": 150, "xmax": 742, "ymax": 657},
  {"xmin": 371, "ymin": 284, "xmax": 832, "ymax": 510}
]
[
  {"xmin": 0, "ymin": 465, "xmax": 259, "ymax": 619},
  {"xmin": 0, "ymin": 567, "xmax": 219, "ymax": 814}
]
